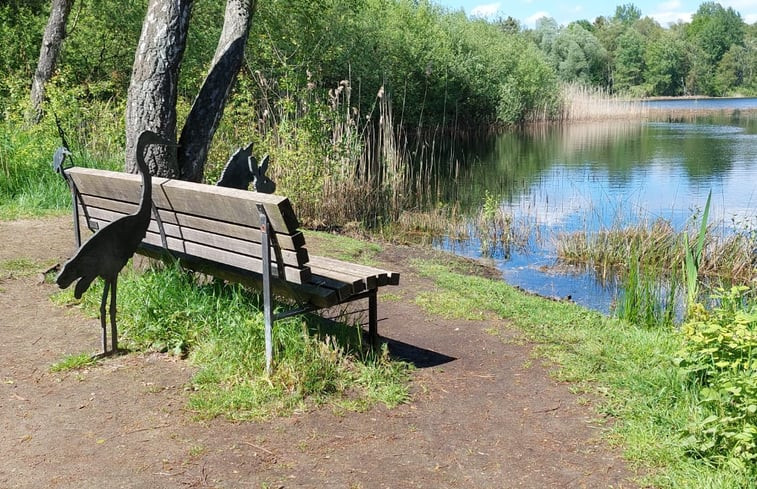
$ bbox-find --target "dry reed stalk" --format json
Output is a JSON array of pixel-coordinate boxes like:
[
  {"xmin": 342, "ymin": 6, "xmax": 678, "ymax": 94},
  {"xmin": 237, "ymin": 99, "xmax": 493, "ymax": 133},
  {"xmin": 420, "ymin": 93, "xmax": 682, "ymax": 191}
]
[{"xmin": 557, "ymin": 83, "xmax": 648, "ymax": 122}]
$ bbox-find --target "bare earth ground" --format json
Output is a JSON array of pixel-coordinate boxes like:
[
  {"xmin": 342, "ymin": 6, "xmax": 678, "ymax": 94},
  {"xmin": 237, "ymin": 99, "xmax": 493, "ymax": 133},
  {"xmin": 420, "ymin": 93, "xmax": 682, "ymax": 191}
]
[{"xmin": 0, "ymin": 216, "xmax": 636, "ymax": 488}]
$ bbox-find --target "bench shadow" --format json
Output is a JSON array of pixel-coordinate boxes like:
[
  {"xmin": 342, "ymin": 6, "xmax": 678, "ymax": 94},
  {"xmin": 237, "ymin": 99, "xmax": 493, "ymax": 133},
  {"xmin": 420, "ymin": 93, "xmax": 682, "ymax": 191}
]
[
  {"xmin": 305, "ymin": 312, "xmax": 456, "ymax": 369},
  {"xmin": 383, "ymin": 337, "xmax": 456, "ymax": 368}
]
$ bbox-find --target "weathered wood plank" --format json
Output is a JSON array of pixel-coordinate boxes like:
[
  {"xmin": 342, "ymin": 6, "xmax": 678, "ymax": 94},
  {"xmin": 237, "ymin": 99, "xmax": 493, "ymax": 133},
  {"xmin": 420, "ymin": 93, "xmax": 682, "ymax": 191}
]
[
  {"xmin": 80, "ymin": 205, "xmax": 306, "ymax": 256},
  {"xmin": 307, "ymin": 255, "xmax": 399, "ymax": 286},
  {"xmin": 80, "ymin": 195, "xmax": 179, "ymax": 225},
  {"xmin": 183, "ymin": 242, "xmax": 310, "ymax": 284},
  {"xmin": 306, "ymin": 274, "xmax": 358, "ymax": 302},
  {"xmin": 175, "ymin": 214, "xmax": 305, "ymax": 251},
  {"xmin": 306, "ymin": 265, "xmax": 372, "ymax": 292},
  {"xmin": 68, "ymin": 167, "xmax": 300, "ymax": 234},
  {"xmin": 137, "ymin": 245, "xmax": 340, "ymax": 309}
]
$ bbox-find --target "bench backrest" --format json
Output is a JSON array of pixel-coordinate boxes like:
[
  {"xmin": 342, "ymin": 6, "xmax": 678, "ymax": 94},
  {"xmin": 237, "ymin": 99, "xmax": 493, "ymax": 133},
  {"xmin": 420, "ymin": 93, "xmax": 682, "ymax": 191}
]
[{"xmin": 65, "ymin": 167, "xmax": 311, "ymax": 284}]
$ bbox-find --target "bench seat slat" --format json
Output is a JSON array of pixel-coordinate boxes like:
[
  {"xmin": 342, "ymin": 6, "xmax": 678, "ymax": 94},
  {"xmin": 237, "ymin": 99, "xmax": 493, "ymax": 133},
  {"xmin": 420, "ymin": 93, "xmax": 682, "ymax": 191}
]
[
  {"xmin": 307, "ymin": 263, "xmax": 377, "ymax": 290},
  {"xmin": 307, "ymin": 255, "xmax": 399, "ymax": 286}
]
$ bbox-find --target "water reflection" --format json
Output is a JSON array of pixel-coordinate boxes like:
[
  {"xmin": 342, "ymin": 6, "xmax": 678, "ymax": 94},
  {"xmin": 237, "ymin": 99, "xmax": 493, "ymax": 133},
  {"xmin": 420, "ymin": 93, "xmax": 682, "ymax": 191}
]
[{"xmin": 431, "ymin": 114, "xmax": 757, "ymax": 313}]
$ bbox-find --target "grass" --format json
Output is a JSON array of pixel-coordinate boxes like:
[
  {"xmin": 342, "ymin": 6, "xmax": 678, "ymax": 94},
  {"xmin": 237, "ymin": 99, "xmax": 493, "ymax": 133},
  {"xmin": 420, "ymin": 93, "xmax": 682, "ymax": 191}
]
[
  {"xmin": 304, "ymin": 230, "xmax": 382, "ymax": 265},
  {"xmin": 50, "ymin": 353, "xmax": 98, "ymax": 372},
  {"xmin": 0, "ymin": 115, "xmax": 122, "ymax": 220},
  {"xmin": 54, "ymin": 260, "xmax": 411, "ymax": 420},
  {"xmin": 0, "ymin": 258, "xmax": 44, "ymax": 279},
  {"xmin": 411, "ymin": 258, "xmax": 756, "ymax": 487}
]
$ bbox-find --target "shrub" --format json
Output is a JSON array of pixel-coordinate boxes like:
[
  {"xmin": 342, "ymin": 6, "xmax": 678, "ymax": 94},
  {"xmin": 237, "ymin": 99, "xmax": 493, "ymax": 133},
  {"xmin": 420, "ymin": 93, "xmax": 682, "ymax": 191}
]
[{"xmin": 675, "ymin": 286, "xmax": 757, "ymax": 474}]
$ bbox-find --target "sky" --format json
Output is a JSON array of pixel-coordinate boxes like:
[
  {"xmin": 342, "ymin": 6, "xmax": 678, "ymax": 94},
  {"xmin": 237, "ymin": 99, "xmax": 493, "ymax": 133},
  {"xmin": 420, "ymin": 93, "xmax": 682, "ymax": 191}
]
[{"xmin": 432, "ymin": 0, "xmax": 757, "ymax": 28}]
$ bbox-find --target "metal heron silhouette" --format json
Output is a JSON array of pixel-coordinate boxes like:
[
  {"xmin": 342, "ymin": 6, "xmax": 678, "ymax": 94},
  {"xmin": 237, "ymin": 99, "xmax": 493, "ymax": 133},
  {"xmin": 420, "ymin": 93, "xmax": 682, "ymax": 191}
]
[{"xmin": 56, "ymin": 131, "xmax": 174, "ymax": 355}]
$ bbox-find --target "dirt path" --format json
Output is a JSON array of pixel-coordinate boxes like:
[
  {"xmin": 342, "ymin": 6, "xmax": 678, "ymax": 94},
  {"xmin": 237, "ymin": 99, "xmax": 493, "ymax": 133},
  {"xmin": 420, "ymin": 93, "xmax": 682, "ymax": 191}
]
[{"xmin": 0, "ymin": 217, "xmax": 635, "ymax": 488}]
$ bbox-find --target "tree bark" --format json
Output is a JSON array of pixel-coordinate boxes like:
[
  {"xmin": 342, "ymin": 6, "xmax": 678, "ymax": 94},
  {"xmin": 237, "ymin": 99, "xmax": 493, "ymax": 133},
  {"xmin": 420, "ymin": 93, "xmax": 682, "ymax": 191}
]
[
  {"xmin": 178, "ymin": 0, "xmax": 255, "ymax": 182},
  {"xmin": 29, "ymin": 0, "xmax": 73, "ymax": 124},
  {"xmin": 125, "ymin": 0, "xmax": 193, "ymax": 177}
]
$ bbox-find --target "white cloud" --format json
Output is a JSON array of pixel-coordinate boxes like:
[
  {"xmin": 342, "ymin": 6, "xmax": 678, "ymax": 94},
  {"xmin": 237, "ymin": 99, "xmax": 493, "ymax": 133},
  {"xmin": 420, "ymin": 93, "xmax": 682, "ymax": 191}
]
[
  {"xmin": 470, "ymin": 2, "xmax": 501, "ymax": 18},
  {"xmin": 525, "ymin": 11, "xmax": 552, "ymax": 27},
  {"xmin": 651, "ymin": 10, "xmax": 693, "ymax": 25},
  {"xmin": 657, "ymin": 0, "xmax": 682, "ymax": 11}
]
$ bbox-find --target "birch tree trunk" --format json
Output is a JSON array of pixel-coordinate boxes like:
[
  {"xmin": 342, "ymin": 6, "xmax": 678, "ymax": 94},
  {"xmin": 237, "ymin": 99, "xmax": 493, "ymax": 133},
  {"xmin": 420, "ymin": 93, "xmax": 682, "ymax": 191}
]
[
  {"xmin": 125, "ymin": 0, "xmax": 192, "ymax": 177},
  {"xmin": 29, "ymin": 0, "xmax": 73, "ymax": 124},
  {"xmin": 178, "ymin": 0, "xmax": 255, "ymax": 182}
]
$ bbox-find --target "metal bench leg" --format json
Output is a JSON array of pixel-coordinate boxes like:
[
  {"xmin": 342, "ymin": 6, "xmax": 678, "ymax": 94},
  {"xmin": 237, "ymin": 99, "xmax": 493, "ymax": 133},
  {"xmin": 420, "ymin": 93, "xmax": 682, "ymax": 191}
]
[
  {"xmin": 368, "ymin": 289, "xmax": 378, "ymax": 349},
  {"xmin": 257, "ymin": 204, "xmax": 274, "ymax": 375}
]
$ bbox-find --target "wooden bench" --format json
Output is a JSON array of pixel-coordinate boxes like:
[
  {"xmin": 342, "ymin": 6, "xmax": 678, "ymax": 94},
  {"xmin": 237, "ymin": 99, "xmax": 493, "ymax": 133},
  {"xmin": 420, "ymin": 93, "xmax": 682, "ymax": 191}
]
[{"xmin": 61, "ymin": 167, "xmax": 399, "ymax": 370}]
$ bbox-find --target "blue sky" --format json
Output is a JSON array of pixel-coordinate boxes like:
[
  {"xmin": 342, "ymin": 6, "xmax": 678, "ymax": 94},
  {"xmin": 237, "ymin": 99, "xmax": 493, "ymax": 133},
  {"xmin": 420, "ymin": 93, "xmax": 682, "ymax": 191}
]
[{"xmin": 432, "ymin": 0, "xmax": 757, "ymax": 27}]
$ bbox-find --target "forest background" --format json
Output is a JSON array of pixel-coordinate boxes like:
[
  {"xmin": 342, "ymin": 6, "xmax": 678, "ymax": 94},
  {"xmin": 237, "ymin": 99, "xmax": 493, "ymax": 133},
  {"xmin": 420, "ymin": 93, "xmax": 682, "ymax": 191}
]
[{"xmin": 1, "ymin": 0, "xmax": 756, "ymax": 225}]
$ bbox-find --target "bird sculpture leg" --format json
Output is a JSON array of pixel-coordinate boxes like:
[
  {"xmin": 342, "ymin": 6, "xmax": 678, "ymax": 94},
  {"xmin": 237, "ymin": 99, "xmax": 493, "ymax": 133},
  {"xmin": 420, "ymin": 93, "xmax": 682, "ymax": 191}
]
[
  {"xmin": 110, "ymin": 277, "xmax": 118, "ymax": 353},
  {"xmin": 100, "ymin": 280, "xmax": 110, "ymax": 354}
]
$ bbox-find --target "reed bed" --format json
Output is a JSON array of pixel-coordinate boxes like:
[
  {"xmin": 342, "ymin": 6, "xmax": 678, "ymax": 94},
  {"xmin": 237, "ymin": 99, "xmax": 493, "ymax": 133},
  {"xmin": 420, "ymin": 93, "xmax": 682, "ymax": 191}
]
[
  {"xmin": 556, "ymin": 83, "xmax": 649, "ymax": 122},
  {"xmin": 647, "ymin": 107, "xmax": 757, "ymax": 122},
  {"xmin": 556, "ymin": 219, "xmax": 756, "ymax": 285}
]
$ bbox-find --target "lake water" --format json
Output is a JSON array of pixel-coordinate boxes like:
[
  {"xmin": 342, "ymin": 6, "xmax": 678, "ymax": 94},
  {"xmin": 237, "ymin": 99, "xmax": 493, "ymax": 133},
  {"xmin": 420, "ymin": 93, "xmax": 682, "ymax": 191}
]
[{"xmin": 432, "ymin": 104, "xmax": 757, "ymax": 313}]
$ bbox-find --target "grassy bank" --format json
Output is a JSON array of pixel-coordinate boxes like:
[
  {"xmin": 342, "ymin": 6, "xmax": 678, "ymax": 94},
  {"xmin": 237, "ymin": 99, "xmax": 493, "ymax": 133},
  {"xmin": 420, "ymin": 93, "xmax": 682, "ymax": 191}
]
[
  {"xmin": 412, "ymin": 259, "xmax": 757, "ymax": 487},
  {"xmin": 51, "ymin": 236, "xmax": 411, "ymax": 420}
]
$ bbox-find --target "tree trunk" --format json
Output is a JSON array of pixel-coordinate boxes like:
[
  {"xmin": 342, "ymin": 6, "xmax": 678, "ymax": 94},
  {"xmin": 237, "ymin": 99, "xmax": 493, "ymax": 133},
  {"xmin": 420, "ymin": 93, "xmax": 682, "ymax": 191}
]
[
  {"xmin": 29, "ymin": 0, "xmax": 73, "ymax": 124},
  {"xmin": 125, "ymin": 0, "xmax": 193, "ymax": 177},
  {"xmin": 178, "ymin": 0, "xmax": 255, "ymax": 182}
]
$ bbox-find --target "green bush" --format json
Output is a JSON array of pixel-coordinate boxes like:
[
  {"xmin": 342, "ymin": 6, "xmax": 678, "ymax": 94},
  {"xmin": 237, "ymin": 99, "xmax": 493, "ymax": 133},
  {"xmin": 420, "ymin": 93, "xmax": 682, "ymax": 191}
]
[{"xmin": 676, "ymin": 286, "xmax": 757, "ymax": 473}]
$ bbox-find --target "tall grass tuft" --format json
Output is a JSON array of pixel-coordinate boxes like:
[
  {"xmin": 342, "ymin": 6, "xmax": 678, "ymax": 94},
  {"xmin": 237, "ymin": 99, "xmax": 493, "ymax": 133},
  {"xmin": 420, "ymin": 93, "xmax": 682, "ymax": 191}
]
[
  {"xmin": 57, "ymin": 261, "xmax": 411, "ymax": 419},
  {"xmin": 683, "ymin": 191, "xmax": 711, "ymax": 312}
]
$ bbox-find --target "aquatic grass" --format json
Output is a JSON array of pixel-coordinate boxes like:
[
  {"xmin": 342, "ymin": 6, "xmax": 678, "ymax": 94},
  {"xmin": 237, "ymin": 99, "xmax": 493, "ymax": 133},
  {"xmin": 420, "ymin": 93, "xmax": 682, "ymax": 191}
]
[
  {"xmin": 412, "ymin": 258, "xmax": 756, "ymax": 487},
  {"xmin": 556, "ymin": 83, "xmax": 649, "ymax": 122},
  {"xmin": 617, "ymin": 248, "xmax": 678, "ymax": 329},
  {"xmin": 557, "ymin": 218, "xmax": 756, "ymax": 288},
  {"xmin": 55, "ymin": 261, "xmax": 411, "ymax": 420},
  {"xmin": 683, "ymin": 191, "xmax": 711, "ymax": 311}
]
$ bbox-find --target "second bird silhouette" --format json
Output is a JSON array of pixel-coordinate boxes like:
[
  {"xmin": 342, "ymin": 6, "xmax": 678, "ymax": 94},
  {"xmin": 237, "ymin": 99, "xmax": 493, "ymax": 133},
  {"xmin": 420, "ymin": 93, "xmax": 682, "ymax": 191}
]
[{"xmin": 56, "ymin": 130, "xmax": 174, "ymax": 355}]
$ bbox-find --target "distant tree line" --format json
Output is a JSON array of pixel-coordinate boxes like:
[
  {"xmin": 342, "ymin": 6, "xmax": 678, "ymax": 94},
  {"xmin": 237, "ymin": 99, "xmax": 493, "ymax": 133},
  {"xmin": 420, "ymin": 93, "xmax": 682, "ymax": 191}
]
[
  {"xmin": 1, "ymin": 0, "xmax": 754, "ymax": 137},
  {"xmin": 526, "ymin": 2, "xmax": 756, "ymax": 97}
]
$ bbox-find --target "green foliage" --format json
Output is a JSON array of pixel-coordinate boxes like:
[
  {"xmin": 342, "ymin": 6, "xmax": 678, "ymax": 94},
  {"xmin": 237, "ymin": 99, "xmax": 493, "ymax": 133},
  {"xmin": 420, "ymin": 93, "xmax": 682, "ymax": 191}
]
[
  {"xmin": 614, "ymin": 3, "xmax": 642, "ymax": 25},
  {"xmin": 683, "ymin": 190, "xmax": 711, "ymax": 311},
  {"xmin": 686, "ymin": 2, "xmax": 746, "ymax": 95},
  {"xmin": 0, "ymin": 3, "xmax": 46, "ymax": 104},
  {"xmin": 249, "ymin": 0, "xmax": 558, "ymax": 126},
  {"xmin": 50, "ymin": 352, "xmax": 98, "ymax": 372},
  {"xmin": 613, "ymin": 28, "xmax": 647, "ymax": 94},
  {"xmin": 62, "ymin": 262, "xmax": 411, "ymax": 419},
  {"xmin": 536, "ymin": 20, "xmax": 609, "ymax": 86},
  {"xmin": 676, "ymin": 286, "xmax": 757, "ymax": 475},
  {"xmin": 644, "ymin": 31, "xmax": 687, "ymax": 96}
]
